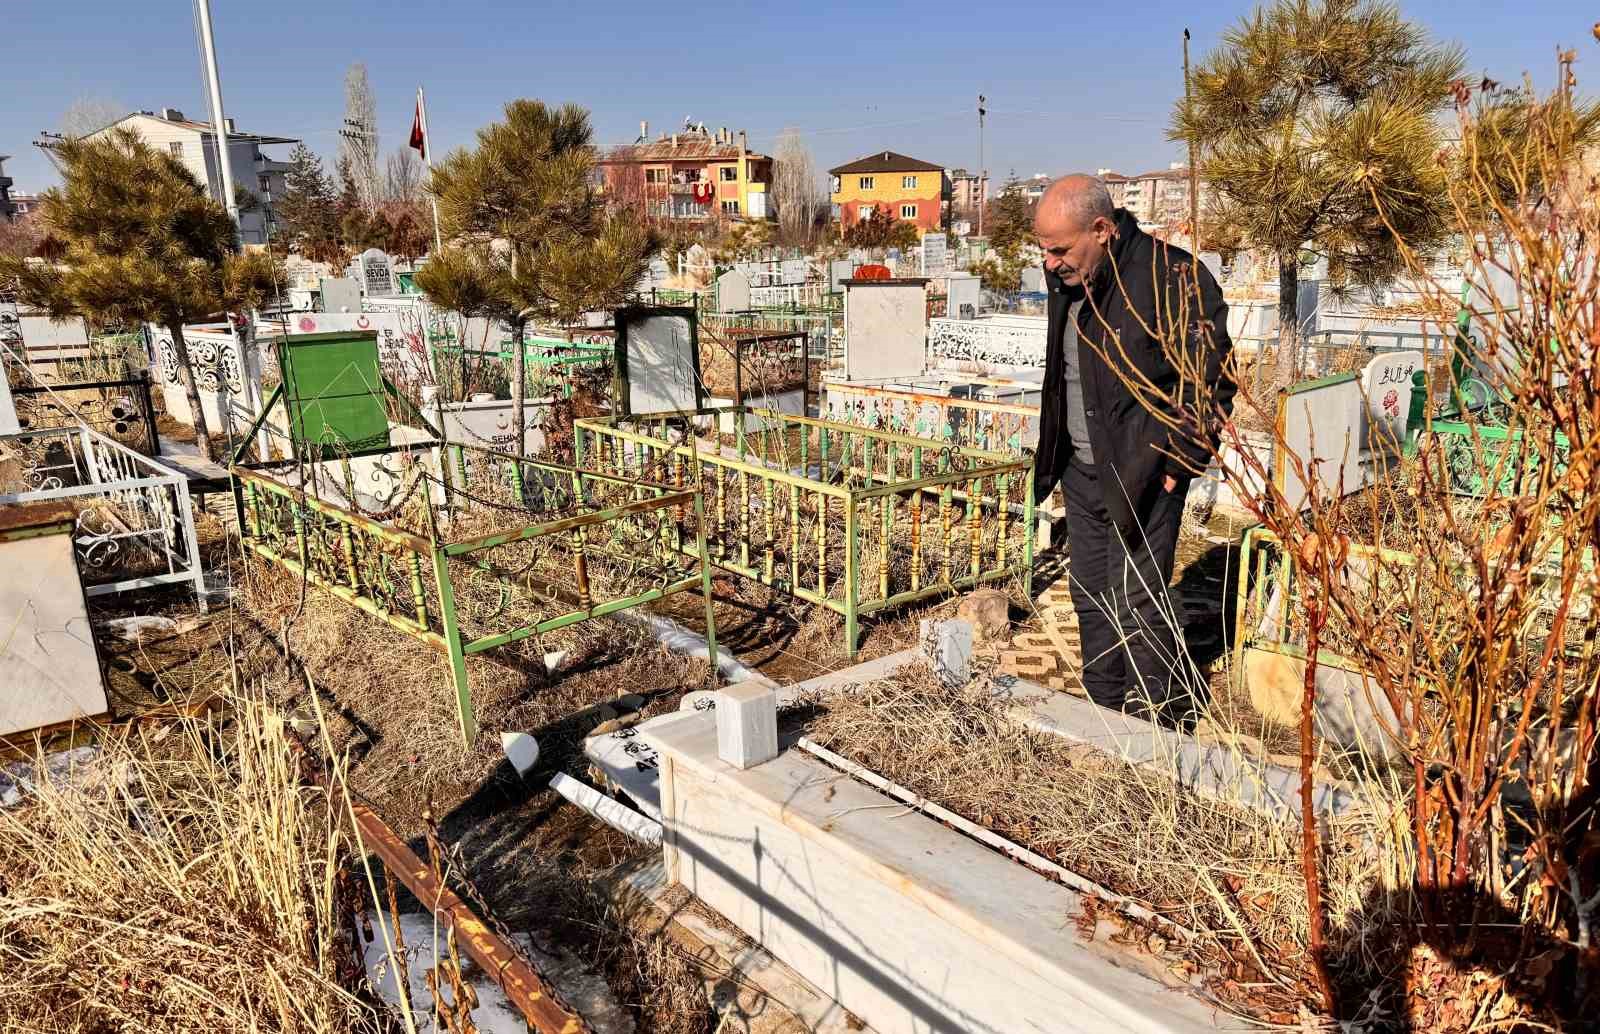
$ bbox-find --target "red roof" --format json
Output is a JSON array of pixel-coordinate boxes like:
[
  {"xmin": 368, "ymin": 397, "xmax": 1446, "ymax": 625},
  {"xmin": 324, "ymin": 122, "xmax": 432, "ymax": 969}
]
[{"xmin": 603, "ymin": 135, "xmax": 770, "ymax": 164}]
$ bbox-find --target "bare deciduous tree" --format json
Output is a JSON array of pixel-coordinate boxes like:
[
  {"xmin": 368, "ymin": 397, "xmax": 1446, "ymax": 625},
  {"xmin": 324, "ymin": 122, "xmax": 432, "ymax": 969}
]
[
  {"xmin": 0, "ymin": 213, "xmax": 46, "ymax": 260},
  {"xmin": 59, "ymin": 97, "xmax": 127, "ymax": 139},
  {"xmin": 600, "ymin": 145, "xmax": 651, "ymax": 219},
  {"xmin": 383, "ymin": 147, "xmax": 424, "ymax": 203},
  {"xmin": 772, "ymin": 128, "xmax": 819, "ymax": 245}
]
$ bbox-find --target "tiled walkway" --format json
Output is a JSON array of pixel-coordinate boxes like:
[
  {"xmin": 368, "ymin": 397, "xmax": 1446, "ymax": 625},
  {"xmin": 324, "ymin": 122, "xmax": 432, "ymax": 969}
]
[{"xmin": 998, "ymin": 554, "xmax": 1087, "ymax": 695}]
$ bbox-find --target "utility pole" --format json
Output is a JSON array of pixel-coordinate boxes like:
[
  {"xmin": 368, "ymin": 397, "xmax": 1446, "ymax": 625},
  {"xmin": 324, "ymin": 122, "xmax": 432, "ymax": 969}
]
[
  {"xmin": 193, "ymin": 0, "xmax": 239, "ymax": 228},
  {"xmin": 977, "ymin": 94, "xmax": 987, "ymax": 237},
  {"xmin": 1183, "ymin": 29, "xmax": 1200, "ymax": 256}
]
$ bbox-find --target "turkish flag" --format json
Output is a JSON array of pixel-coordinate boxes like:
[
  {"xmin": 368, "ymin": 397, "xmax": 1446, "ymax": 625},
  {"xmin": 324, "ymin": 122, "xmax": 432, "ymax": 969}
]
[{"xmin": 408, "ymin": 95, "xmax": 426, "ymax": 160}]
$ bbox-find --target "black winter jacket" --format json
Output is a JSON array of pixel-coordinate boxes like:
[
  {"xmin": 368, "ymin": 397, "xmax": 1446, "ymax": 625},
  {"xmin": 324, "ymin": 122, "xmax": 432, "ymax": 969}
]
[{"xmin": 1033, "ymin": 209, "xmax": 1236, "ymax": 534}]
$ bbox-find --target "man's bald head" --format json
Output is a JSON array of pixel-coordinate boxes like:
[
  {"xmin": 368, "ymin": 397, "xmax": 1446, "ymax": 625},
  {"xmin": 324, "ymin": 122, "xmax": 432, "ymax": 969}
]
[
  {"xmin": 1036, "ymin": 175, "xmax": 1115, "ymax": 236},
  {"xmin": 1034, "ymin": 174, "xmax": 1118, "ymax": 287}
]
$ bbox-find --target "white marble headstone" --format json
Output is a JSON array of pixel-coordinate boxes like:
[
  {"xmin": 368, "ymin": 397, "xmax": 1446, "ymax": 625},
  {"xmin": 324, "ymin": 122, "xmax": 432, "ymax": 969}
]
[
  {"xmin": 717, "ymin": 269, "xmax": 751, "ymax": 312},
  {"xmin": 1360, "ymin": 350, "xmax": 1423, "ymax": 454},
  {"xmin": 1277, "ymin": 374, "xmax": 1367, "ymax": 511}
]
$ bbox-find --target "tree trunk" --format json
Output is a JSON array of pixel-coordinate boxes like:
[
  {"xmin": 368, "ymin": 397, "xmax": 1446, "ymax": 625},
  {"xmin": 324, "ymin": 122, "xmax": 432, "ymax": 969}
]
[
  {"xmin": 169, "ymin": 321, "xmax": 215, "ymax": 463},
  {"xmin": 1276, "ymin": 246, "xmax": 1300, "ymax": 383},
  {"xmin": 510, "ymin": 317, "xmax": 526, "ymax": 458}
]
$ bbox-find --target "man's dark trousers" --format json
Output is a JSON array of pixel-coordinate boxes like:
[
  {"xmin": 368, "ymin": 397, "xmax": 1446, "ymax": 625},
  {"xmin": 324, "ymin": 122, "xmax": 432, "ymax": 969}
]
[{"xmin": 1059, "ymin": 454, "xmax": 1187, "ymax": 716}]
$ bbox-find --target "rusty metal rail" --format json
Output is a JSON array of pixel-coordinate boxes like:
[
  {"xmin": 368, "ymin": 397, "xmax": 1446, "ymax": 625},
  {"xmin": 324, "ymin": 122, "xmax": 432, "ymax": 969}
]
[
  {"xmin": 288, "ymin": 728, "xmax": 595, "ymax": 1034},
  {"xmin": 345, "ymin": 798, "xmax": 595, "ymax": 1034}
]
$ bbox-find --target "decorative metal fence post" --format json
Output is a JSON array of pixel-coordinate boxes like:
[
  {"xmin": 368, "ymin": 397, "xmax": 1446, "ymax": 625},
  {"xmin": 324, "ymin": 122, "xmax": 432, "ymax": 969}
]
[{"xmin": 431, "ymin": 543, "xmax": 477, "ymax": 746}]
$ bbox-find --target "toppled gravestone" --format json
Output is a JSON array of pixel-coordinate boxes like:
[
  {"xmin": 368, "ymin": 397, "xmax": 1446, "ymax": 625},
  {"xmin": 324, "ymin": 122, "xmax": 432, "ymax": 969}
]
[{"xmin": 956, "ymin": 588, "xmax": 1010, "ymax": 642}]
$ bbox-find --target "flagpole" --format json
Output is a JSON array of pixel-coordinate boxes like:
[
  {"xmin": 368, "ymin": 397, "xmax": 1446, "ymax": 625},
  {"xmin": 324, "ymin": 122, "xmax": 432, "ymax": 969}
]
[{"xmin": 418, "ymin": 86, "xmax": 444, "ymax": 254}]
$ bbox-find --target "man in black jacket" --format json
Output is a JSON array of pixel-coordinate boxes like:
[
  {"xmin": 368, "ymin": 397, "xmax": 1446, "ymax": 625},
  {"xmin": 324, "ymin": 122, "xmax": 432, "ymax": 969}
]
[{"xmin": 1032, "ymin": 175, "xmax": 1235, "ymax": 720}]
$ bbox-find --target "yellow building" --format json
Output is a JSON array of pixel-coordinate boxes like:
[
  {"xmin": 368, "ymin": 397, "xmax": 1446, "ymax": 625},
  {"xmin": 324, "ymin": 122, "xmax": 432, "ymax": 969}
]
[{"xmin": 829, "ymin": 151, "xmax": 947, "ymax": 234}]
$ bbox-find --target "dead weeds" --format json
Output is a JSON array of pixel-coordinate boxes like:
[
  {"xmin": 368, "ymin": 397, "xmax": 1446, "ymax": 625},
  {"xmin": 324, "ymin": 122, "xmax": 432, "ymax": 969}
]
[{"xmin": 795, "ymin": 662, "xmax": 1405, "ymax": 1024}]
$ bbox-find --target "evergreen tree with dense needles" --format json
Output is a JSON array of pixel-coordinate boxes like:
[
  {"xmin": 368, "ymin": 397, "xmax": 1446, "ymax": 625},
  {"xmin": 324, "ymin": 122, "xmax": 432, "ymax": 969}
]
[
  {"xmin": 414, "ymin": 100, "xmax": 654, "ymax": 440},
  {"xmin": 276, "ymin": 143, "xmax": 343, "ymax": 264},
  {"xmin": 1174, "ymin": 0, "xmax": 1466, "ymax": 379}
]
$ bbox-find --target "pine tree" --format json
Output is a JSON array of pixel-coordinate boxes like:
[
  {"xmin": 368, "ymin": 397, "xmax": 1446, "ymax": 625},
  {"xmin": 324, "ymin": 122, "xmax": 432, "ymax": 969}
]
[
  {"xmin": 984, "ymin": 183, "xmax": 1034, "ymax": 256},
  {"xmin": 1175, "ymin": 0, "xmax": 1465, "ymax": 379},
  {"xmin": 277, "ymin": 143, "xmax": 342, "ymax": 263},
  {"xmin": 970, "ymin": 183, "xmax": 1035, "ymax": 291},
  {"xmin": 0, "ymin": 129, "xmax": 282, "ymax": 461},
  {"xmin": 841, "ymin": 204, "xmax": 920, "ymax": 254},
  {"xmin": 415, "ymin": 100, "xmax": 654, "ymax": 444}
]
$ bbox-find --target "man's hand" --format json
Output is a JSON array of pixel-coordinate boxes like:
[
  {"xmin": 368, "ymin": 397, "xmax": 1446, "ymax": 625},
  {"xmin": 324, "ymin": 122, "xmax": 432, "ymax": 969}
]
[{"xmin": 1163, "ymin": 474, "xmax": 1178, "ymax": 493}]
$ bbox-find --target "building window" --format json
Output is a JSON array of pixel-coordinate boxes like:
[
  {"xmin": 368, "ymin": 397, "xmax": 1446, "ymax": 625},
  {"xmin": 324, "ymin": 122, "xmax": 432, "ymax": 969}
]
[
  {"xmin": 258, "ymin": 175, "xmax": 271, "ymax": 194},
  {"xmin": 859, "ymin": 176, "xmax": 875, "ymax": 190},
  {"xmin": 645, "ymin": 168, "xmax": 667, "ymax": 184},
  {"xmin": 829, "ymin": 175, "xmax": 840, "ymax": 193},
  {"xmin": 719, "ymin": 166, "xmax": 738, "ymax": 182},
  {"xmin": 169, "ymin": 142, "xmax": 183, "ymax": 157},
  {"xmin": 900, "ymin": 204, "xmax": 917, "ymax": 219},
  {"xmin": 902, "ymin": 175, "xmax": 917, "ymax": 189},
  {"xmin": 721, "ymin": 200, "xmax": 740, "ymax": 216}
]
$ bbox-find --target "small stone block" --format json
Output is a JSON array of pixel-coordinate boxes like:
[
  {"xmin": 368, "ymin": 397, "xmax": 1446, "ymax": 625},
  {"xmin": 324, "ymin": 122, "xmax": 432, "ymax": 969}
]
[
  {"xmin": 716, "ymin": 682, "xmax": 778, "ymax": 770},
  {"xmin": 919, "ymin": 618, "xmax": 974, "ymax": 688}
]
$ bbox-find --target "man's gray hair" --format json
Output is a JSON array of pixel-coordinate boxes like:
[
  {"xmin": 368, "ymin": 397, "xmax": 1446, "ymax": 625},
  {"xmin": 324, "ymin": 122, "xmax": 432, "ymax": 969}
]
[{"xmin": 1054, "ymin": 174, "xmax": 1115, "ymax": 229}]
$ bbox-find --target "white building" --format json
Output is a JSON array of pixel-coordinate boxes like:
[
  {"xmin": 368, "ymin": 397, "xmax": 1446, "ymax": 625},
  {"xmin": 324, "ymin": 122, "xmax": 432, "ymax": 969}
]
[
  {"xmin": 1017, "ymin": 173, "xmax": 1052, "ymax": 204},
  {"xmin": 0, "ymin": 155, "xmax": 14, "ymax": 222},
  {"xmin": 88, "ymin": 108, "xmax": 298, "ymax": 246}
]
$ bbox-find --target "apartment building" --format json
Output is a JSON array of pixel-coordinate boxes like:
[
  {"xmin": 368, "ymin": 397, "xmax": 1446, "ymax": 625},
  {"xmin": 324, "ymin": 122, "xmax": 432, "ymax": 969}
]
[
  {"xmin": 88, "ymin": 108, "xmax": 297, "ymax": 245},
  {"xmin": 948, "ymin": 168, "xmax": 989, "ymax": 215},
  {"xmin": 829, "ymin": 151, "xmax": 948, "ymax": 234},
  {"xmin": 599, "ymin": 121, "xmax": 773, "ymax": 221}
]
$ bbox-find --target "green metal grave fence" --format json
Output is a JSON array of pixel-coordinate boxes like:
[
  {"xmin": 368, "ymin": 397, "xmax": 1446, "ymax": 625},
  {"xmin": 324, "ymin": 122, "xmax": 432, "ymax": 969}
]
[
  {"xmin": 573, "ymin": 407, "xmax": 1034, "ymax": 657},
  {"xmin": 430, "ymin": 336, "xmax": 612, "ymax": 398},
  {"xmin": 233, "ymin": 448, "xmax": 715, "ymax": 746}
]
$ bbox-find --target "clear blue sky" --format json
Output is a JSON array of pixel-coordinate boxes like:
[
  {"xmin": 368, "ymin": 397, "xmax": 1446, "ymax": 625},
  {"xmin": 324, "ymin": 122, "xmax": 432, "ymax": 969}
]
[{"xmin": 4, "ymin": 1, "xmax": 1594, "ymax": 194}]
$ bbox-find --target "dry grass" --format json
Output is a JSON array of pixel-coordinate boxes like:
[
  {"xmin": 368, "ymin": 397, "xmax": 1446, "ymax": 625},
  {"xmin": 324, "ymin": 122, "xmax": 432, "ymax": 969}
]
[
  {"xmin": 795, "ymin": 662, "xmax": 1407, "ymax": 1022},
  {"xmin": 551, "ymin": 880, "xmax": 720, "ymax": 1034},
  {"xmin": 0, "ymin": 690, "xmax": 379, "ymax": 1034},
  {"xmin": 239, "ymin": 558, "xmax": 711, "ymax": 831}
]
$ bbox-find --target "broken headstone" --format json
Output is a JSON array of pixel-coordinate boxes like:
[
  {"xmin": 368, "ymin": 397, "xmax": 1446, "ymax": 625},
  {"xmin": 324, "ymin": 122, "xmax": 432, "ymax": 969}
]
[{"xmin": 956, "ymin": 588, "xmax": 1010, "ymax": 642}]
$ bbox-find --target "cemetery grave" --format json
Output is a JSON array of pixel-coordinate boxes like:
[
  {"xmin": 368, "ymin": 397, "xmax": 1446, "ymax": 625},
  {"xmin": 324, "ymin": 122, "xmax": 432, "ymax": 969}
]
[
  {"xmin": 0, "ymin": 421, "xmax": 207, "ymax": 608},
  {"xmin": 228, "ymin": 329, "xmax": 719, "ymax": 745},
  {"xmin": 822, "ymin": 378, "xmax": 1039, "ymax": 456},
  {"xmin": 621, "ymin": 640, "xmax": 1388, "ymax": 1034},
  {"xmin": 576, "ymin": 407, "xmax": 1034, "ymax": 658}
]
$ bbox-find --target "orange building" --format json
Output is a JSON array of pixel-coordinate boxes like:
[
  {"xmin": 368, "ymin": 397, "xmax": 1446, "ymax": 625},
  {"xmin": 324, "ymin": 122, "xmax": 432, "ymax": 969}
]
[
  {"xmin": 828, "ymin": 151, "xmax": 947, "ymax": 234},
  {"xmin": 599, "ymin": 121, "xmax": 773, "ymax": 222}
]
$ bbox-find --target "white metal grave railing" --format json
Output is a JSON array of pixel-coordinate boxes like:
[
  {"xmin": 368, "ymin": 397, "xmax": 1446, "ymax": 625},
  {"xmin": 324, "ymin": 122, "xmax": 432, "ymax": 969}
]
[
  {"xmin": 748, "ymin": 283, "xmax": 829, "ymax": 309},
  {"xmin": 928, "ymin": 314, "xmax": 1048, "ymax": 367},
  {"xmin": 1, "ymin": 425, "xmax": 207, "ymax": 609}
]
